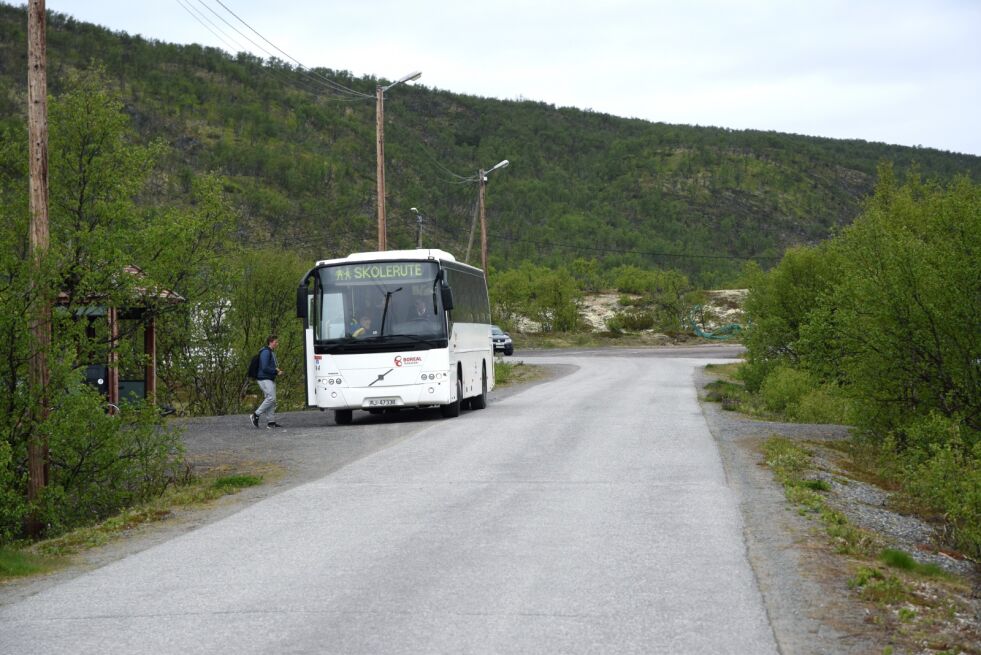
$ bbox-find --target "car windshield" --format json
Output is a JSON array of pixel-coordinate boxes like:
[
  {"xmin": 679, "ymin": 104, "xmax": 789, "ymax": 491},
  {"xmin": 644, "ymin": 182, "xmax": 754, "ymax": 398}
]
[{"xmin": 492, "ymin": 326, "xmax": 504, "ymax": 335}]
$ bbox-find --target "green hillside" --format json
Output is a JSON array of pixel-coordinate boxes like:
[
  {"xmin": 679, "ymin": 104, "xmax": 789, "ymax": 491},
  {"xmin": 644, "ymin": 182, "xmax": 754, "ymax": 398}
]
[{"xmin": 2, "ymin": 4, "xmax": 979, "ymax": 284}]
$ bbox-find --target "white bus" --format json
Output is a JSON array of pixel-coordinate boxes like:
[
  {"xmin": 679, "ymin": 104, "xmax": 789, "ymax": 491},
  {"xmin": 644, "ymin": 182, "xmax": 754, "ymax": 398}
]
[{"xmin": 295, "ymin": 249, "xmax": 494, "ymax": 424}]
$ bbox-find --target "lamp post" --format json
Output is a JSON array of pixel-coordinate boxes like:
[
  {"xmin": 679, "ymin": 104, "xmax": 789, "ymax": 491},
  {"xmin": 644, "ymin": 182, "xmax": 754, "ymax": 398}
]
[
  {"xmin": 376, "ymin": 70, "xmax": 421, "ymax": 251},
  {"xmin": 410, "ymin": 206, "xmax": 424, "ymax": 248},
  {"xmin": 478, "ymin": 159, "xmax": 509, "ymax": 271}
]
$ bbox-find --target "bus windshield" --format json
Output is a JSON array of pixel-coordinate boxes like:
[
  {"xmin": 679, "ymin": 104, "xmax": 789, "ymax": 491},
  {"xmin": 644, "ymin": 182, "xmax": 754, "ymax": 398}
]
[{"xmin": 312, "ymin": 260, "xmax": 447, "ymax": 352}]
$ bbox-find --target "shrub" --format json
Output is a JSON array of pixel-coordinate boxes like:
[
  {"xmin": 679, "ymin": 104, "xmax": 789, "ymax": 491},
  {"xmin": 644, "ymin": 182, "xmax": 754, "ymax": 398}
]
[
  {"xmin": 741, "ymin": 244, "xmax": 841, "ymax": 391},
  {"xmin": 31, "ymin": 383, "xmax": 184, "ymax": 537},
  {"xmin": 901, "ymin": 426, "xmax": 980, "ymax": 560},
  {"xmin": 793, "ymin": 387, "xmax": 852, "ymax": 424},
  {"xmin": 0, "ymin": 440, "xmax": 26, "ymax": 543},
  {"xmin": 831, "ymin": 169, "xmax": 980, "ymax": 438},
  {"xmin": 759, "ymin": 365, "xmax": 815, "ymax": 414},
  {"xmin": 610, "ymin": 310, "xmax": 656, "ymax": 331}
]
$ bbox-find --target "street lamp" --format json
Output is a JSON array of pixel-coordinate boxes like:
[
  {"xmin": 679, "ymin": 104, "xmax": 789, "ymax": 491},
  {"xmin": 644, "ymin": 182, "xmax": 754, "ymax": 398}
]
[
  {"xmin": 478, "ymin": 159, "xmax": 509, "ymax": 271},
  {"xmin": 376, "ymin": 70, "xmax": 422, "ymax": 251},
  {"xmin": 410, "ymin": 206, "xmax": 424, "ymax": 248}
]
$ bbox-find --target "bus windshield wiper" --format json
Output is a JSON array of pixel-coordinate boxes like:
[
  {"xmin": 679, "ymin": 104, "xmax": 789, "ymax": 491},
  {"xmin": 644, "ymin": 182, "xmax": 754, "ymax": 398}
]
[{"xmin": 378, "ymin": 287, "xmax": 402, "ymax": 336}]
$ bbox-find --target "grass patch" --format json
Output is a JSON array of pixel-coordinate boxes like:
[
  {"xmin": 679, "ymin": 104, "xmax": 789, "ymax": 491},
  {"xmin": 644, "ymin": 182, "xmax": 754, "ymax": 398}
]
[
  {"xmin": 762, "ymin": 437, "xmax": 978, "ymax": 651},
  {"xmin": 704, "ymin": 379, "xmax": 748, "ymax": 411},
  {"xmin": 0, "ymin": 546, "xmax": 61, "ymax": 578},
  {"xmin": 494, "ymin": 359, "xmax": 548, "ymax": 387},
  {"xmin": 703, "ymin": 363, "xmax": 772, "ymax": 417},
  {"xmin": 762, "ymin": 437, "xmax": 879, "ymax": 557},
  {"xmin": 879, "ymin": 549, "xmax": 948, "ymax": 578},
  {"xmin": 848, "ymin": 566, "xmax": 910, "ymax": 604},
  {"xmin": 212, "ymin": 474, "xmax": 263, "ymax": 491},
  {"xmin": 1, "ymin": 465, "xmax": 274, "ymax": 581}
]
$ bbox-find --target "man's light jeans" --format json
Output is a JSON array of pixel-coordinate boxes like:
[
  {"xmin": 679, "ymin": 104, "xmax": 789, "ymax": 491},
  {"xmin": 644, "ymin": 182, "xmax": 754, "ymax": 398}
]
[{"xmin": 256, "ymin": 379, "xmax": 277, "ymax": 423}]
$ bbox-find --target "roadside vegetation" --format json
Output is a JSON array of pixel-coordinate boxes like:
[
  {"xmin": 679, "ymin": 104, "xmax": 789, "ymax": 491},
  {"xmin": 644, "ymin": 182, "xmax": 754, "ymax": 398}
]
[
  {"xmin": 759, "ymin": 436, "xmax": 979, "ymax": 654},
  {"xmin": 704, "ymin": 169, "xmax": 979, "ymax": 653},
  {"xmin": 0, "ymin": 466, "xmax": 270, "ymax": 582},
  {"xmin": 731, "ymin": 167, "xmax": 980, "ymax": 562}
]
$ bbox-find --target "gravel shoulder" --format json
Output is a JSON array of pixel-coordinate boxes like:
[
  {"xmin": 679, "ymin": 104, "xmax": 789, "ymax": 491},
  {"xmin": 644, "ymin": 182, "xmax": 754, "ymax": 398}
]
[{"xmin": 695, "ymin": 366, "xmax": 980, "ymax": 655}]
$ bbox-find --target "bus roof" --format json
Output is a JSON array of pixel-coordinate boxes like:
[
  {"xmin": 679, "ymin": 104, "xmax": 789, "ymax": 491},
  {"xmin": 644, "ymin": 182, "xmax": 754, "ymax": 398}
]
[{"xmin": 314, "ymin": 249, "xmax": 477, "ymax": 270}]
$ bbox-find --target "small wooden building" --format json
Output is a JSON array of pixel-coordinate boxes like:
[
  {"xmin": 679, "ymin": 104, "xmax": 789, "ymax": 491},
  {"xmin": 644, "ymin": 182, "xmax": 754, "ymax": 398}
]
[{"xmin": 64, "ymin": 265, "xmax": 183, "ymax": 409}]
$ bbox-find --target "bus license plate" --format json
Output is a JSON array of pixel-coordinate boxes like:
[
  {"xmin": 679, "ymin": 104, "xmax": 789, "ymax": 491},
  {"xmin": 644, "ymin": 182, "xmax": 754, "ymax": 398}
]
[{"xmin": 366, "ymin": 398, "xmax": 399, "ymax": 407}]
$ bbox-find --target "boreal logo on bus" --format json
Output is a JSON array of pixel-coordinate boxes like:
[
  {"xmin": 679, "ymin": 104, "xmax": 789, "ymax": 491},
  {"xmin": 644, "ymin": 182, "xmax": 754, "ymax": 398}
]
[{"xmin": 394, "ymin": 355, "xmax": 423, "ymax": 367}]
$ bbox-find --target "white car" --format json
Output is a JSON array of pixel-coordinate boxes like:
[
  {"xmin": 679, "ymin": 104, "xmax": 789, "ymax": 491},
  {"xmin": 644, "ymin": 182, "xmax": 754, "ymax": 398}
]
[{"xmin": 491, "ymin": 325, "xmax": 513, "ymax": 356}]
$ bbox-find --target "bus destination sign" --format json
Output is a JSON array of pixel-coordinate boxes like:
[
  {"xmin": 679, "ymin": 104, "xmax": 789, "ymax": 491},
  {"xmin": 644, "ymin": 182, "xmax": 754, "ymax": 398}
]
[{"xmin": 332, "ymin": 262, "xmax": 428, "ymax": 283}]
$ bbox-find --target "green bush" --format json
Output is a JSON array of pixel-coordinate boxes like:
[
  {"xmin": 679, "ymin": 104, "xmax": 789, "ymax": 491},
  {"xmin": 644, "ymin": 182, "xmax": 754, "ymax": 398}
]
[
  {"xmin": 610, "ymin": 310, "xmax": 656, "ymax": 331},
  {"xmin": 793, "ymin": 387, "xmax": 852, "ymax": 424},
  {"xmin": 32, "ymin": 383, "xmax": 184, "ymax": 536},
  {"xmin": 490, "ymin": 263, "xmax": 583, "ymax": 333},
  {"xmin": 0, "ymin": 440, "xmax": 25, "ymax": 543},
  {"xmin": 759, "ymin": 365, "xmax": 815, "ymax": 414},
  {"xmin": 741, "ymin": 244, "xmax": 841, "ymax": 391},
  {"xmin": 900, "ymin": 416, "xmax": 980, "ymax": 559},
  {"xmin": 756, "ymin": 365, "xmax": 852, "ymax": 424},
  {"xmin": 831, "ymin": 168, "xmax": 980, "ymax": 437},
  {"xmin": 742, "ymin": 170, "xmax": 980, "ymax": 558}
]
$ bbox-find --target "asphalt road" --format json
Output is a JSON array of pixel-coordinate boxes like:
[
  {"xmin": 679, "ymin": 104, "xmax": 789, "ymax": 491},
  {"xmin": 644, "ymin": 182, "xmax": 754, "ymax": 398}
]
[{"xmin": 1, "ymin": 345, "xmax": 778, "ymax": 654}]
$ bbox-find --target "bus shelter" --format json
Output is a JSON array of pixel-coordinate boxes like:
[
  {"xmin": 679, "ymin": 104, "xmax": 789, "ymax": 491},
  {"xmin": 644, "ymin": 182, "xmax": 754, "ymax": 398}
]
[{"xmin": 64, "ymin": 266, "xmax": 183, "ymax": 410}]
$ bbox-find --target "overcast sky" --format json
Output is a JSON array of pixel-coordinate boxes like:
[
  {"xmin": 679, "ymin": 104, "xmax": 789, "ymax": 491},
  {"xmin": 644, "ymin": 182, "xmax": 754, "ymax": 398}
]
[{"xmin": 48, "ymin": 0, "xmax": 981, "ymax": 156}]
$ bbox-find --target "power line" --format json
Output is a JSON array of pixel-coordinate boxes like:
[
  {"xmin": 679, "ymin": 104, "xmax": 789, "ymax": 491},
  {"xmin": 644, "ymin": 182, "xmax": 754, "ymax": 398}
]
[
  {"xmin": 175, "ymin": 0, "xmax": 242, "ymax": 54},
  {"xmin": 209, "ymin": 0, "xmax": 372, "ymax": 99},
  {"xmin": 174, "ymin": 0, "xmax": 371, "ymax": 102},
  {"xmin": 194, "ymin": 0, "xmax": 369, "ymax": 100},
  {"xmin": 488, "ymin": 233, "xmax": 779, "ymax": 262}
]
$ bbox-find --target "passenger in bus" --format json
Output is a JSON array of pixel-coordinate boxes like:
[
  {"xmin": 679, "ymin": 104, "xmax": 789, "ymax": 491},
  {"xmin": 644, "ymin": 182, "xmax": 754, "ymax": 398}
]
[
  {"xmin": 352, "ymin": 315, "xmax": 373, "ymax": 338},
  {"xmin": 413, "ymin": 298, "xmax": 429, "ymax": 318}
]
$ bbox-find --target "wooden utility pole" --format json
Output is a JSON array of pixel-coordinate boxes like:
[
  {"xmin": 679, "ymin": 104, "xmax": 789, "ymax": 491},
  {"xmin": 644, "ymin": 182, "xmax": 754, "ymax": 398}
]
[
  {"xmin": 374, "ymin": 71, "xmax": 420, "ymax": 252},
  {"xmin": 475, "ymin": 159, "xmax": 508, "ymax": 272},
  {"xmin": 478, "ymin": 169, "xmax": 488, "ymax": 272},
  {"xmin": 26, "ymin": 0, "xmax": 51, "ymax": 538},
  {"xmin": 375, "ymin": 84, "xmax": 387, "ymax": 251},
  {"xmin": 465, "ymin": 200, "xmax": 479, "ymax": 264}
]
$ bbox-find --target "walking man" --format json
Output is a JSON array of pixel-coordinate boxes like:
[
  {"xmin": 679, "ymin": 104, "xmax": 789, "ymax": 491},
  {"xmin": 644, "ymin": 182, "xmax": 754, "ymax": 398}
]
[{"xmin": 251, "ymin": 335, "xmax": 283, "ymax": 428}]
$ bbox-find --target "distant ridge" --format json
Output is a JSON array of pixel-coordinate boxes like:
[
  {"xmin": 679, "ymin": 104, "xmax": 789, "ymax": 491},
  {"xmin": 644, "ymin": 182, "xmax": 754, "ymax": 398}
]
[{"xmin": 1, "ymin": 3, "xmax": 979, "ymax": 284}]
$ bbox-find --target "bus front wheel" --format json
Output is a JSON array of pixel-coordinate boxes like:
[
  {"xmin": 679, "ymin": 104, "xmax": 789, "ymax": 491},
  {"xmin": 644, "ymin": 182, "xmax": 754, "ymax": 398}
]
[
  {"xmin": 335, "ymin": 409, "xmax": 353, "ymax": 425},
  {"xmin": 441, "ymin": 378, "xmax": 463, "ymax": 418}
]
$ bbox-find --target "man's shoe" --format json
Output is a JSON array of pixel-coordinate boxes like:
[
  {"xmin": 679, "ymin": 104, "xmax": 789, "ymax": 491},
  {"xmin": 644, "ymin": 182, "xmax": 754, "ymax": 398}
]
[
  {"xmin": 249, "ymin": 413, "xmax": 259, "ymax": 428},
  {"xmin": 266, "ymin": 421, "xmax": 282, "ymax": 428}
]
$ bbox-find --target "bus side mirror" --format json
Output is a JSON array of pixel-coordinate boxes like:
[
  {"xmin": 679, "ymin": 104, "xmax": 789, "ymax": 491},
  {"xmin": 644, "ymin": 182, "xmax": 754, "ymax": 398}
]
[
  {"xmin": 440, "ymin": 282, "xmax": 454, "ymax": 311},
  {"xmin": 296, "ymin": 285, "xmax": 308, "ymax": 319}
]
